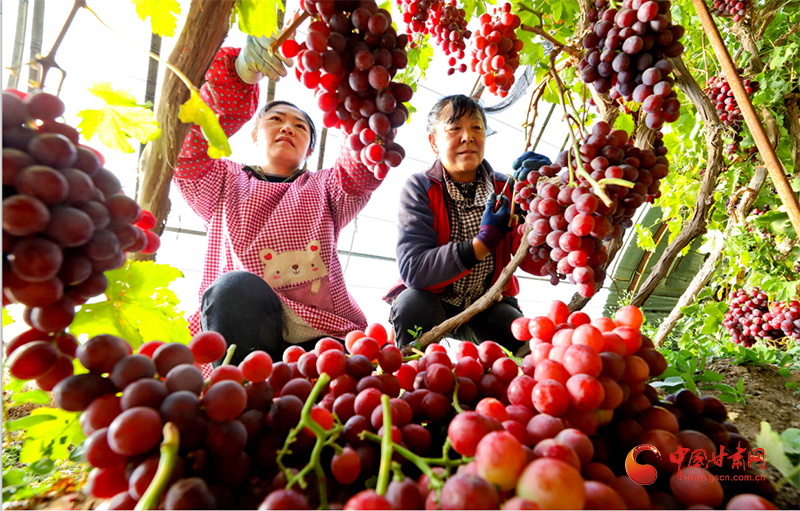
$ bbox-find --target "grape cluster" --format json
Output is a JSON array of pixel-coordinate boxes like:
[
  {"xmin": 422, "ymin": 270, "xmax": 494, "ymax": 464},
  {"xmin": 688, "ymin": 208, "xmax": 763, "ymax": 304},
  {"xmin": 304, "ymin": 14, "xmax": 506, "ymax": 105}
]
[
  {"xmin": 723, "ymin": 288, "xmax": 780, "ymax": 346},
  {"xmin": 468, "ymin": 3, "xmax": 523, "ymax": 97},
  {"xmin": 709, "ymin": 0, "xmax": 752, "ymax": 22},
  {"xmin": 517, "ymin": 122, "xmax": 670, "ymax": 297},
  {"xmin": 704, "ymin": 73, "xmax": 759, "ymax": 157},
  {"xmin": 395, "ymin": 0, "xmax": 441, "ymax": 36},
  {"xmin": 284, "ymin": 1, "xmax": 414, "ymax": 179},
  {"xmin": 426, "ymin": 0, "xmax": 471, "ymax": 74},
  {"xmin": 764, "ymin": 300, "xmax": 800, "ymax": 341},
  {"xmin": 579, "ymin": 0, "xmax": 685, "ymax": 130},
  {"xmin": 746, "ymin": 204, "xmax": 775, "ymax": 240},
  {"xmin": 502, "ymin": 303, "xmax": 776, "ymax": 510},
  {"xmin": 724, "ymin": 287, "xmax": 800, "ymax": 346},
  {"xmin": 2, "ymin": 90, "xmax": 160, "ymax": 334}
]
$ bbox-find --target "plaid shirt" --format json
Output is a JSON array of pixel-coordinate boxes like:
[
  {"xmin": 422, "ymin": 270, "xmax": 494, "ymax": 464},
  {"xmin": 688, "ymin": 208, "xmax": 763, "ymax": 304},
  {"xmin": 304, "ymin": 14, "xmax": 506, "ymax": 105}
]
[
  {"xmin": 174, "ymin": 47, "xmax": 381, "ymax": 343},
  {"xmin": 439, "ymin": 166, "xmax": 495, "ymax": 307}
]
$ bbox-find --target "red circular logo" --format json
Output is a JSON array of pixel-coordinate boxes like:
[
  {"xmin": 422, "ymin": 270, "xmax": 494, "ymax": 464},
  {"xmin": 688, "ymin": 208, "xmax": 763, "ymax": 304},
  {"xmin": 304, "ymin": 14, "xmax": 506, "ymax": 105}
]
[{"xmin": 625, "ymin": 444, "xmax": 661, "ymax": 485}]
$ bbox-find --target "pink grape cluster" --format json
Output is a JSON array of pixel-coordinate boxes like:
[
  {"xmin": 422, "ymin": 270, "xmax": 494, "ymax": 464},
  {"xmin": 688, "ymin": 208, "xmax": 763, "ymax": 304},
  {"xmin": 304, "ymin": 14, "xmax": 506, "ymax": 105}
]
[
  {"xmin": 704, "ymin": 73, "xmax": 759, "ymax": 157},
  {"xmin": 723, "ymin": 288, "xmax": 779, "ymax": 346},
  {"xmin": 710, "ymin": 0, "xmax": 752, "ymax": 22},
  {"xmin": 519, "ymin": 122, "xmax": 670, "ymax": 297},
  {"xmin": 724, "ymin": 287, "xmax": 800, "ymax": 346},
  {"xmin": 284, "ymin": 0, "xmax": 414, "ymax": 179},
  {"xmin": 468, "ymin": 3, "xmax": 523, "ymax": 96},
  {"xmin": 579, "ymin": 0, "xmax": 685, "ymax": 130},
  {"xmin": 427, "ymin": 0, "xmax": 472, "ymax": 74},
  {"xmin": 764, "ymin": 300, "xmax": 800, "ymax": 342},
  {"xmin": 501, "ymin": 302, "xmax": 775, "ymax": 509},
  {"xmin": 395, "ymin": 0, "xmax": 442, "ymax": 35},
  {"xmin": 2, "ymin": 90, "xmax": 160, "ymax": 334},
  {"xmin": 746, "ymin": 204, "xmax": 775, "ymax": 240}
]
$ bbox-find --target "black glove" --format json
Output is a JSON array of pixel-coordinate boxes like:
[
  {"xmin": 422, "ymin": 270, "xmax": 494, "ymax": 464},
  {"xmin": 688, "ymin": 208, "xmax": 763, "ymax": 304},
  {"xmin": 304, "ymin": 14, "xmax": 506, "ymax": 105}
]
[
  {"xmin": 476, "ymin": 193, "xmax": 512, "ymax": 252},
  {"xmin": 512, "ymin": 151, "xmax": 552, "ymax": 182}
]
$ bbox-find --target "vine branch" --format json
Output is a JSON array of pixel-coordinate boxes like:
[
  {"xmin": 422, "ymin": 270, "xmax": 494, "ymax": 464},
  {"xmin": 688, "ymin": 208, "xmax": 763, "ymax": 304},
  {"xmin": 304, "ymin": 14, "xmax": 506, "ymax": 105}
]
[
  {"xmin": 629, "ymin": 56, "xmax": 725, "ymax": 308},
  {"xmin": 402, "ymin": 233, "xmax": 532, "ymax": 355},
  {"xmin": 270, "ymin": 11, "xmax": 311, "ymax": 53},
  {"xmin": 135, "ymin": 423, "xmax": 180, "ymax": 511}
]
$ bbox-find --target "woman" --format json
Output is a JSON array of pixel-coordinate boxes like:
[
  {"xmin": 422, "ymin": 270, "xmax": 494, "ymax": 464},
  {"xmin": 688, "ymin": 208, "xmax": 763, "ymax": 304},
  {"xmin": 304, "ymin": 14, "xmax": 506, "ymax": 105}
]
[
  {"xmin": 175, "ymin": 36, "xmax": 388, "ymax": 364},
  {"xmin": 384, "ymin": 94, "xmax": 550, "ymax": 351}
]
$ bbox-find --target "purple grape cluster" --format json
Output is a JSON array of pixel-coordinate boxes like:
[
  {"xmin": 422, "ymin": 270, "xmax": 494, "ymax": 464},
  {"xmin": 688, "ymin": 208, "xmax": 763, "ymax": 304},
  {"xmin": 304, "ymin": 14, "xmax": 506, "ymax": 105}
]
[{"xmin": 579, "ymin": 0, "xmax": 684, "ymax": 130}]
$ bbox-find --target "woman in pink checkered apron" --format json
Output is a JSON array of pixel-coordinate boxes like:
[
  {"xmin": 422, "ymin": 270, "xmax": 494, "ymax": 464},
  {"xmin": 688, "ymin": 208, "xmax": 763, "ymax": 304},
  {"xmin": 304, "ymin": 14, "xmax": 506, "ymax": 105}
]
[{"xmin": 174, "ymin": 37, "xmax": 389, "ymax": 366}]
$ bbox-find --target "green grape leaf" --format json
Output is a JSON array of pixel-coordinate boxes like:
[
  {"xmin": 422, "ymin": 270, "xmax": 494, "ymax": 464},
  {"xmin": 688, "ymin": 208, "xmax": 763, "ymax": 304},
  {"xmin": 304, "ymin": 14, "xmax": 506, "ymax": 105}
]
[
  {"xmin": 635, "ymin": 223, "xmax": 657, "ymax": 252},
  {"xmin": 753, "ymin": 210, "xmax": 797, "ymax": 240},
  {"xmin": 71, "ymin": 261, "xmax": 191, "ymax": 352},
  {"xmin": 615, "ymin": 112, "xmax": 635, "ymax": 136},
  {"xmin": 132, "ymin": 0, "xmax": 181, "ymax": 37},
  {"xmin": 19, "ymin": 407, "xmax": 84, "ymax": 464},
  {"xmin": 178, "ymin": 90, "xmax": 232, "ymax": 159},
  {"xmin": 756, "ymin": 421, "xmax": 800, "ymax": 489},
  {"xmin": 782, "ymin": 429, "xmax": 800, "ymax": 455},
  {"xmin": 235, "ymin": 0, "xmax": 284, "ymax": 38},
  {"xmin": 28, "ymin": 458, "xmax": 56, "ymax": 477},
  {"xmin": 3, "ymin": 307, "xmax": 14, "ymax": 326},
  {"xmin": 10, "ymin": 389, "xmax": 52, "ymax": 405},
  {"xmin": 768, "ymin": 42, "xmax": 799, "ymax": 71},
  {"xmin": 77, "ymin": 84, "xmax": 160, "ymax": 154},
  {"xmin": 4, "ymin": 414, "xmax": 57, "ymax": 432},
  {"xmin": 85, "ymin": 82, "xmax": 151, "ymax": 108}
]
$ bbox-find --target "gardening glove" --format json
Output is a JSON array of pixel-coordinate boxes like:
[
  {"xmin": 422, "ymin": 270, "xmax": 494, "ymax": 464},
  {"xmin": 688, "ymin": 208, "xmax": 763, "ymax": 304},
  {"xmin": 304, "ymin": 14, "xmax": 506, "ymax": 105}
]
[
  {"xmin": 235, "ymin": 35, "xmax": 293, "ymax": 84},
  {"xmin": 512, "ymin": 151, "xmax": 552, "ymax": 182},
  {"xmin": 476, "ymin": 193, "xmax": 512, "ymax": 252}
]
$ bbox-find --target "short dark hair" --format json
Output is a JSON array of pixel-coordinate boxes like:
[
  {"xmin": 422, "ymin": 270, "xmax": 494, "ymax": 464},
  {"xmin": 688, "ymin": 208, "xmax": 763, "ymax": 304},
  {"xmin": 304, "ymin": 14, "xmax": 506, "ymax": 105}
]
[
  {"xmin": 426, "ymin": 94, "xmax": 487, "ymax": 134},
  {"xmin": 251, "ymin": 100, "xmax": 318, "ymax": 155}
]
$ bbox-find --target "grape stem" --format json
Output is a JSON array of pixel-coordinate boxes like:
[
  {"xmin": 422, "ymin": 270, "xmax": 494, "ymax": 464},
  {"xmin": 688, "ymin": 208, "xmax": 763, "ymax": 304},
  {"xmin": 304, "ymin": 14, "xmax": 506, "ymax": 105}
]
[
  {"xmin": 269, "ymin": 11, "xmax": 311, "ymax": 54},
  {"xmin": 82, "ymin": 5, "xmax": 198, "ymax": 94},
  {"xmin": 376, "ymin": 395, "xmax": 393, "ymax": 496},
  {"xmin": 34, "ymin": 0, "xmax": 86, "ymax": 93},
  {"xmin": 134, "ymin": 423, "xmax": 180, "ymax": 511},
  {"xmin": 360, "ymin": 430, "xmax": 470, "ymax": 490},
  {"xmin": 220, "ymin": 344, "xmax": 237, "ymax": 366},
  {"xmin": 450, "ymin": 370, "xmax": 465, "ymax": 413},
  {"xmin": 597, "ymin": 178, "xmax": 635, "ymax": 188},
  {"xmin": 549, "ymin": 60, "xmax": 615, "ymax": 207},
  {"xmin": 277, "ymin": 372, "xmax": 334, "ymax": 509}
]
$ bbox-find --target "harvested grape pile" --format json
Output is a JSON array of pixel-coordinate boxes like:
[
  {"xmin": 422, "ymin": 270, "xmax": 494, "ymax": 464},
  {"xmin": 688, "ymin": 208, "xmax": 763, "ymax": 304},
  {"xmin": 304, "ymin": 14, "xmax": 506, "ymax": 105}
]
[{"xmin": 3, "ymin": 301, "xmax": 785, "ymax": 510}]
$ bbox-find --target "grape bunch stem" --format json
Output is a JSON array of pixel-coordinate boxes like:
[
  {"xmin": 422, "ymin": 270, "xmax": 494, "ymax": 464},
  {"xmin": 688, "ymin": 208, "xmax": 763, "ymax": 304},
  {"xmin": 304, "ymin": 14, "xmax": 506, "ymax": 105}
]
[
  {"xmin": 134, "ymin": 423, "xmax": 180, "ymax": 511},
  {"xmin": 360, "ymin": 431, "xmax": 470, "ymax": 489},
  {"xmin": 376, "ymin": 395, "xmax": 394, "ymax": 496},
  {"xmin": 276, "ymin": 372, "xmax": 337, "ymax": 509},
  {"xmin": 550, "ymin": 61, "xmax": 617, "ymax": 207}
]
